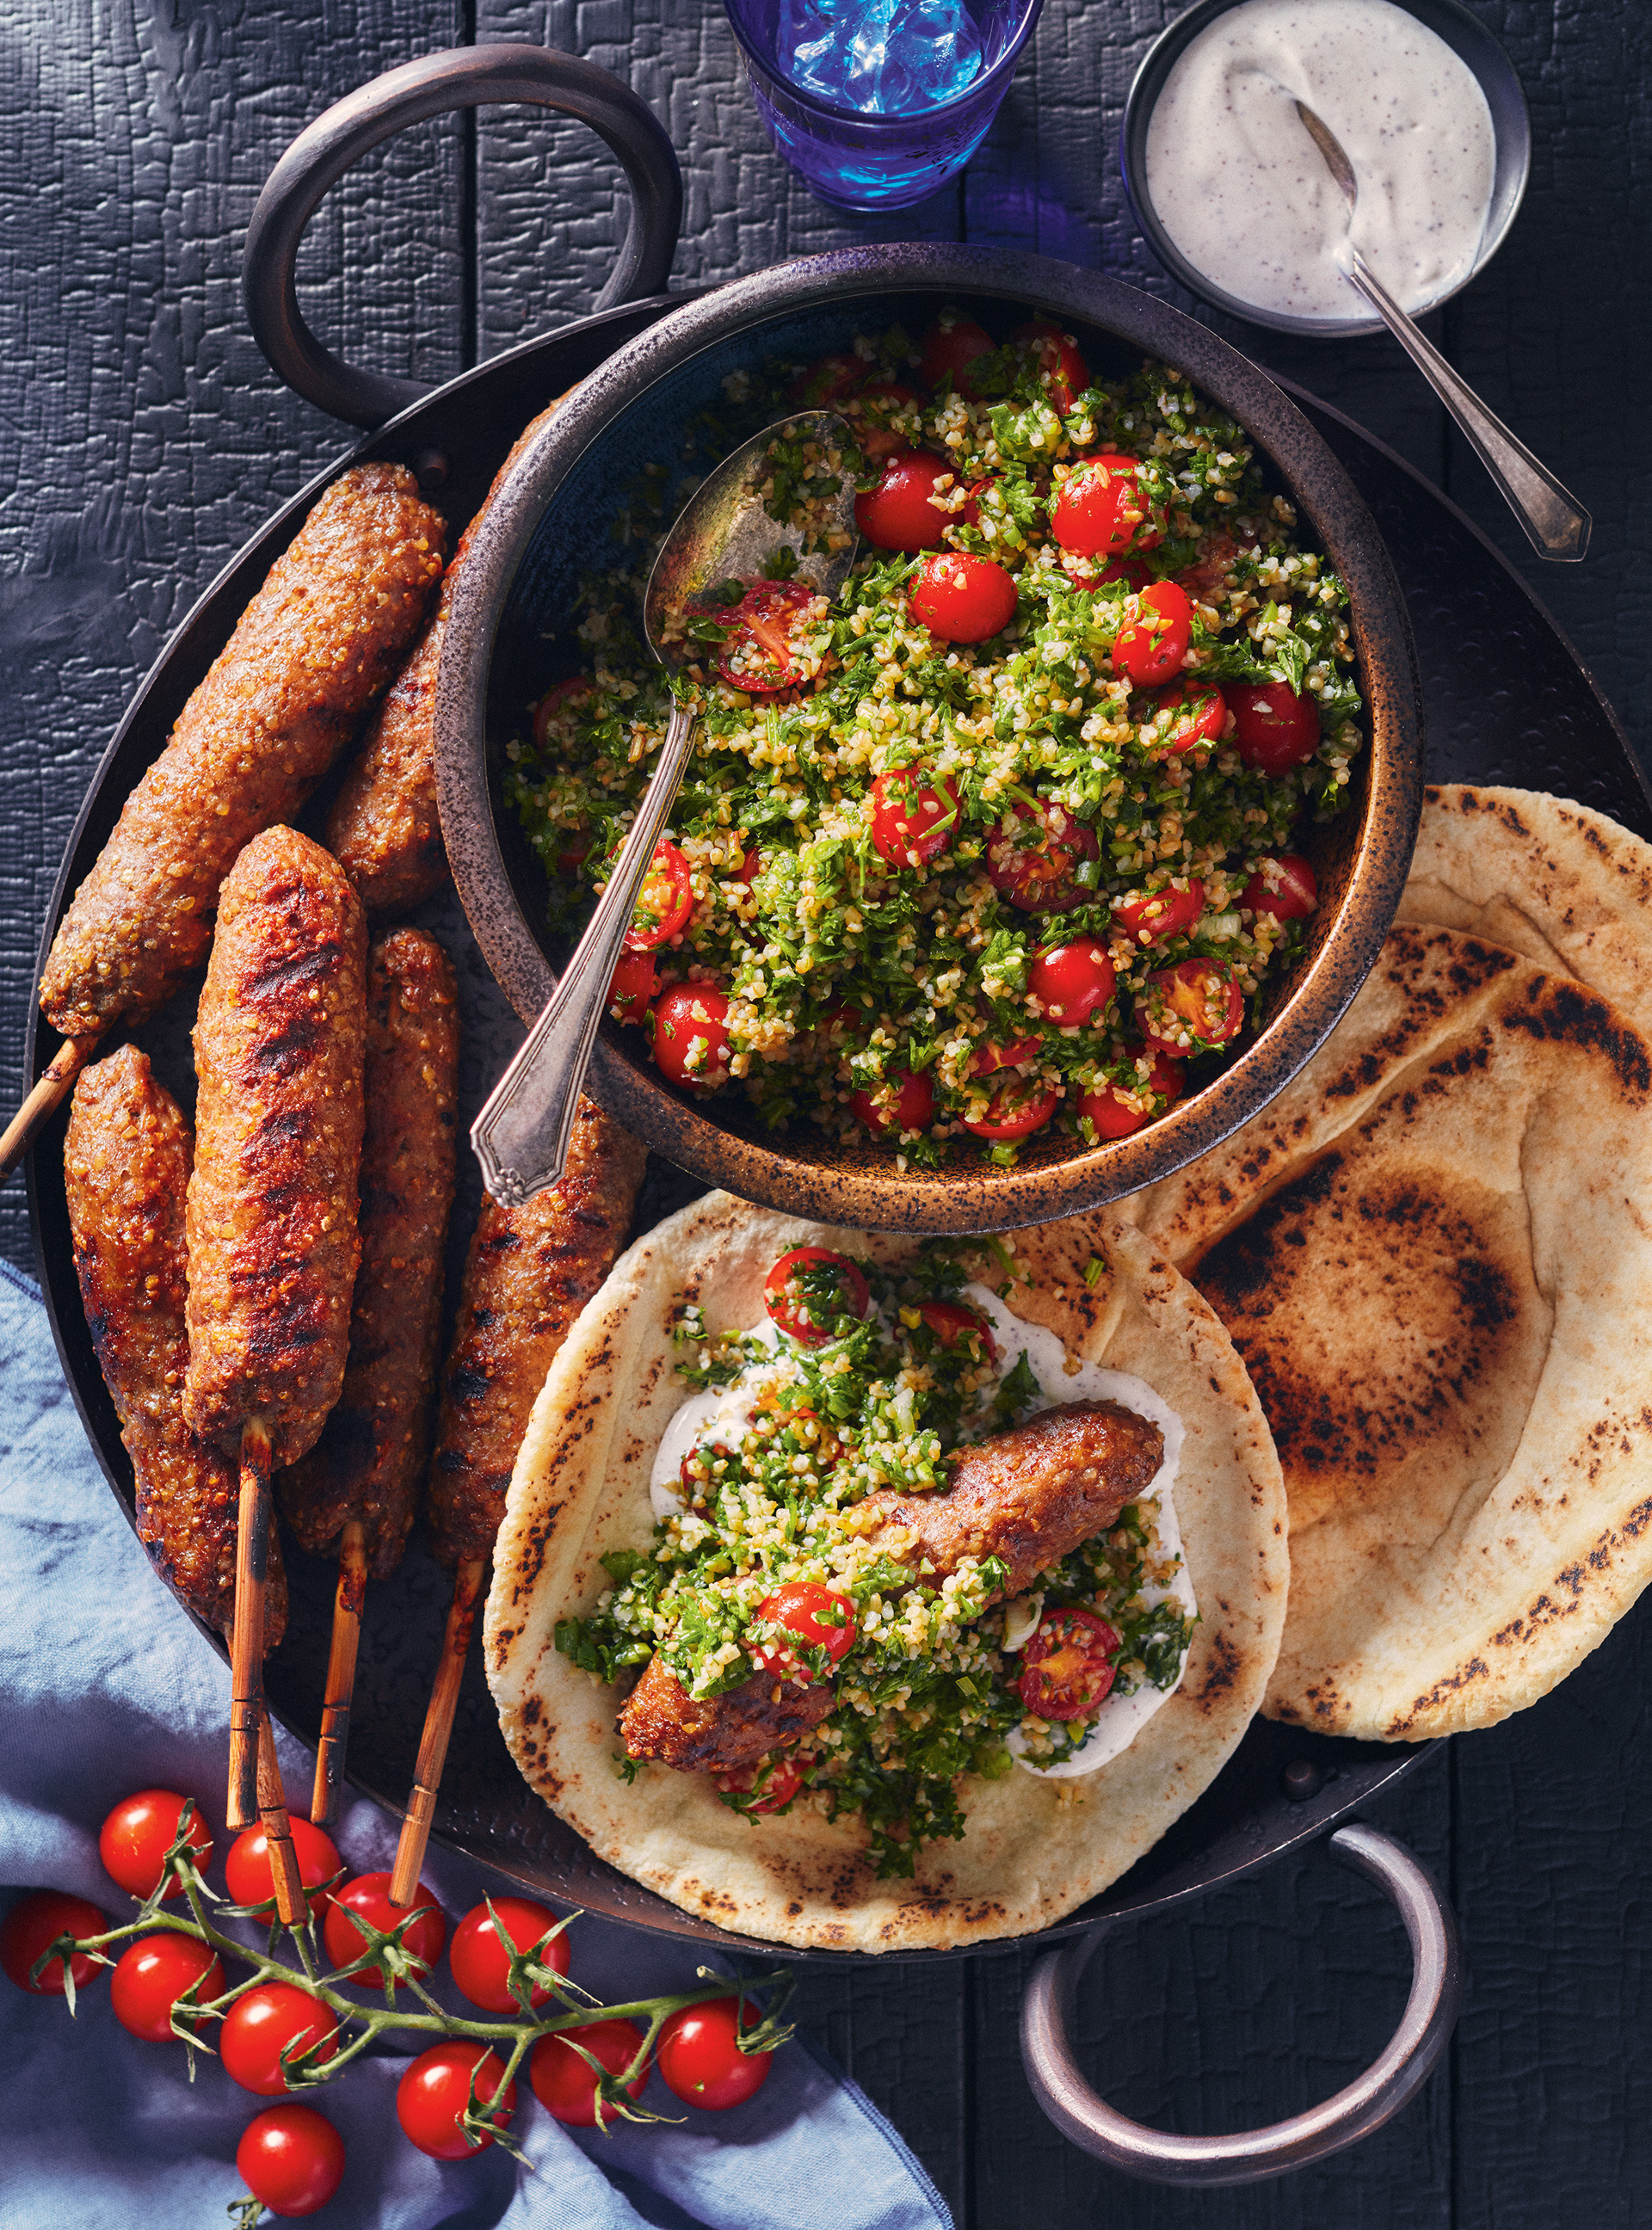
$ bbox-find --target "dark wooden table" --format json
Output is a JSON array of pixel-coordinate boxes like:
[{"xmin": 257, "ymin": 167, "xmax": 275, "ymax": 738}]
[{"xmin": 3, "ymin": 3, "xmax": 1647, "ymax": 2223}]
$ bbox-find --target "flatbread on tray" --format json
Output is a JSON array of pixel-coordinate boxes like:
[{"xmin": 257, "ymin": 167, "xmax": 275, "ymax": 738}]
[
  {"xmin": 1132, "ymin": 918, "xmax": 1652, "ymax": 1743},
  {"xmin": 484, "ymin": 1198, "xmax": 1287, "ymax": 1953}
]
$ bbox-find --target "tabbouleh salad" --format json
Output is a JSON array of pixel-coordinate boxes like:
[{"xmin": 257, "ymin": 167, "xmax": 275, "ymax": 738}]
[{"xmin": 505, "ymin": 308, "xmax": 1365, "ymax": 1168}]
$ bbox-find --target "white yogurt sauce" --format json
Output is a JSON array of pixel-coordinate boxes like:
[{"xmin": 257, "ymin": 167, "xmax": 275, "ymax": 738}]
[
  {"xmin": 1144, "ymin": 0, "xmax": 1495, "ymax": 323},
  {"xmin": 649, "ymin": 1282, "xmax": 1195, "ymax": 1780}
]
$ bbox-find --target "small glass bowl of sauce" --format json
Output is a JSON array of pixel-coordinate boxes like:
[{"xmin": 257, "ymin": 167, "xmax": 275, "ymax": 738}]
[{"xmin": 1121, "ymin": 0, "xmax": 1531, "ymax": 338}]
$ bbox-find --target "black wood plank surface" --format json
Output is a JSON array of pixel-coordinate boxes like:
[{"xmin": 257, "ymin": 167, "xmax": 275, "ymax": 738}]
[{"xmin": 2, "ymin": 3, "xmax": 1647, "ymax": 2225}]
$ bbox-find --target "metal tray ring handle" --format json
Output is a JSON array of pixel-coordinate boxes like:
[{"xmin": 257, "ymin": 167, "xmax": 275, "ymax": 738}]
[
  {"xmin": 243, "ymin": 44, "xmax": 683, "ymax": 428},
  {"xmin": 1020, "ymin": 1822, "xmax": 1464, "ymax": 2186}
]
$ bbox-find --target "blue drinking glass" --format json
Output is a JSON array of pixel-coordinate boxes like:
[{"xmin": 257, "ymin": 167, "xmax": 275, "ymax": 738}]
[{"xmin": 724, "ymin": 0, "xmax": 1044, "ymax": 213}]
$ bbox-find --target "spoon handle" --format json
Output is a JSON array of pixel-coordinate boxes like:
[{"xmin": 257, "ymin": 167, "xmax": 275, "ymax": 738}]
[
  {"xmin": 1343, "ymin": 250, "xmax": 1591, "ymax": 562},
  {"xmin": 471, "ymin": 699, "xmax": 698, "ymax": 1204}
]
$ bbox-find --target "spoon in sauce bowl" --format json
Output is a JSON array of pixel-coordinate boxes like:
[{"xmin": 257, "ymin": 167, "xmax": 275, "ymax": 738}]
[{"xmin": 1293, "ymin": 100, "xmax": 1589, "ymax": 563}]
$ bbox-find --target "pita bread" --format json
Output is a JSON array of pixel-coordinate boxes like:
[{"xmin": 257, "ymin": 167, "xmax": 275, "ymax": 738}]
[
  {"xmin": 484, "ymin": 1197, "xmax": 1287, "ymax": 1952},
  {"xmin": 1132, "ymin": 921, "xmax": 1652, "ymax": 1741}
]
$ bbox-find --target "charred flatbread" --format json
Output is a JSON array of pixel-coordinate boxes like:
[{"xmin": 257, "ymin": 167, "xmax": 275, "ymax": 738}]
[{"xmin": 484, "ymin": 1198, "xmax": 1286, "ymax": 1953}]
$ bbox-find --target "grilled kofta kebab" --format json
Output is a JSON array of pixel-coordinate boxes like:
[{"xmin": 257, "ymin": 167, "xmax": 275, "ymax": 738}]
[
  {"xmin": 388, "ymin": 1096, "xmax": 647, "ymax": 1902},
  {"xmin": 278, "ymin": 927, "xmax": 460, "ymax": 1823}
]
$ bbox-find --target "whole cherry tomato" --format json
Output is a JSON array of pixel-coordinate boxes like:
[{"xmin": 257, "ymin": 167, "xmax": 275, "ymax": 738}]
[
  {"xmin": 1137, "ymin": 958, "xmax": 1246, "ymax": 1055},
  {"xmin": 657, "ymin": 1997, "xmax": 775, "ymax": 2110},
  {"xmin": 1145, "ymin": 678, "xmax": 1227, "ymax": 755},
  {"xmin": 98, "ymin": 1790, "xmax": 213, "ymax": 1902},
  {"xmin": 748, "ymin": 1581, "xmax": 857, "ymax": 1682},
  {"xmin": 1113, "ymin": 877, "xmax": 1205, "ymax": 947},
  {"xmin": 1113, "ymin": 582, "xmax": 1193, "ymax": 687},
  {"xmin": 787, "ymin": 351, "xmax": 866, "ymax": 408},
  {"xmin": 0, "ymin": 1891, "xmax": 107, "ymax": 1996},
  {"xmin": 1012, "ymin": 317, "xmax": 1089, "ymax": 412},
  {"xmin": 714, "ymin": 1753, "xmax": 810, "ymax": 1814},
  {"xmin": 1079, "ymin": 1045, "xmax": 1186, "ymax": 1140},
  {"xmin": 110, "ymin": 1933, "xmax": 225, "ymax": 2042},
  {"xmin": 853, "ymin": 378, "xmax": 925, "ymax": 460},
  {"xmin": 763, "ymin": 1247, "xmax": 870, "ymax": 1342},
  {"xmin": 450, "ymin": 1897, "xmax": 571, "ymax": 2016},
  {"xmin": 870, "ymin": 767, "xmax": 961, "ymax": 866},
  {"xmin": 964, "ymin": 1074, "xmax": 1060, "ymax": 1141},
  {"xmin": 1094, "ymin": 551, "xmax": 1153, "ymax": 593},
  {"xmin": 920, "ymin": 313, "xmax": 996, "ymax": 397},
  {"xmin": 220, "ymin": 1984, "xmax": 339, "ymax": 2098},
  {"xmin": 915, "ymin": 1300, "xmax": 997, "ymax": 1364},
  {"xmin": 1029, "ymin": 939, "xmax": 1116, "ymax": 1026},
  {"xmin": 398, "ymin": 2042, "xmax": 518, "ymax": 2159},
  {"xmin": 1018, "ymin": 1607, "xmax": 1121, "ymax": 1720},
  {"xmin": 853, "ymin": 448, "xmax": 953, "ymax": 553},
  {"xmin": 910, "ymin": 552, "xmax": 1018, "ymax": 644},
  {"xmin": 650, "ymin": 984, "xmax": 734, "ymax": 1089},
  {"xmin": 1241, "ymin": 853, "xmax": 1318, "ymax": 922},
  {"xmin": 322, "ymin": 1872, "xmax": 446, "ymax": 1990},
  {"xmin": 985, "ymin": 800, "xmax": 1100, "ymax": 913},
  {"xmin": 531, "ymin": 675, "xmax": 591, "ymax": 751},
  {"xmin": 714, "ymin": 580, "xmax": 818, "ymax": 693},
  {"xmin": 1051, "ymin": 456, "xmax": 1147, "ymax": 558},
  {"xmin": 225, "ymin": 1818, "xmax": 342, "ymax": 1921},
  {"xmin": 529, "ymin": 2019, "xmax": 648, "ymax": 2128},
  {"xmin": 607, "ymin": 948, "xmax": 659, "ymax": 1024},
  {"xmin": 237, "ymin": 2104, "xmax": 346, "ymax": 2220},
  {"xmin": 851, "ymin": 1067, "xmax": 935, "ymax": 1137},
  {"xmin": 626, "ymin": 839, "xmax": 693, "ymax": 950},
  {"xmin": 1229, "ymin": 679, "xmax": 1322, "ymax": 775}
]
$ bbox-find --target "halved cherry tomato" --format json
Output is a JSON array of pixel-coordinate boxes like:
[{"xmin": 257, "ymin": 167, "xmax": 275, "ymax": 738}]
[
  {"xmin": 787, "ymin": 351, "xmax": 866, "ymax": 408},
  {"xmin": 763, "ymin": 1247, "xmax": 870, "ymax": 1342},
  {"xmin": 530, "ymin": 2019, "xmax": 647, "ymax": 2128},
  {"xmin": 322, "ymin": 1872, "xmax": 446, "ymax": 1990},
  {"xmin": 1113, "ymin": 581, "xmax": 1193, "ymax": 687},
  {"xmin": 1229, "ymin": 680, "xmax": 1322, "ymax": 775},
  {"xmin": 985, "ymin": 801, "xmax": 1100, "ymax": 913},
  {"xmin": 853, "ymin": 448, "xmax": 953, "ymax": 553},
  {"xmin": 220, "ymin": 1984, "xmax": 338, "ymax": 2098},
  {"xmin": 851, "ymin": 1067, "xmax": 934, "ymax": 1137},
  {"xmin": 237, "ymin": 2104, "xmax": 346, "ymax": 2220},
  {"xmin": 748, "ymin": 1580, "xmax": 857, "ymax": 1682},
  {"xmin": 532, "ymin": 675, "xmax": 591, "ymax": 750},
  {"xmin": 1013, "ymin": 317, "xmax": 1088, "ymax": 413},
  {"xmin": 715, "ymin": 580, "xmax": 819, "ymax": 693},
  {"xmin": 1018, "ymin": 1606, "xmax": 1120, "ymax": 1720},
  {"xmin": 657, "ymin": 1997, "xmax": 775, "ymax": 2110},
  {"xmin": 1144, "ymin": 679, "xmax": 1226, "ymax": 755},
  {"xmin": 626, "ymin": 839, "xmax": 693, "ymax": 950},
  {"xmin": 965, "ymin": 1074, "xmax": 1060, "ymax": 1141},
  {"xmin": 968, "ymin": 1035, "xmax": 1042, "ymax": 1078},
  {"xmin": 555, "ymin": 830, "xmax": 592, "ymax": 877},
  {"xmin": 110, "ymin": 1933, "xmax": 224, "ymax": 2042},
  {"xmin": 1079, "ymin": 1044, "xmax": 1186, "ymax": 1139},
  {"xmin": 449, "ymin": 1896, "xmax": 570, "ymax": 2016},
  {"xmin": 99, "ymin": 1790, "xmax": 213, "ymax": 1902},
  {"xmin": 650, "ymin": 985, "xmax": 733, "ymax": 1088},
  {"xmin": 607, "ymin": 948, "xmax": 658, "ymax": 1024},
  {"xmin": 398, "ymin": 2042, "xmax": 517, "ymax": 2159},
  {"xmin": 1029, "ymin": 939, "xmax": 1116, "ymax": 1026},
  {"xmin": 716, "ymin": 1754, "xmax": 809, "ymax": 1814},
  {"xmin": 0, "ymin": 1891, "xmax": 107, "ymax": 1996},
  {"xmin": 920, "ymin": 313, "xmax": 996, "ymax": 397},
  {"xmin": 871, "ymin": 767, "xmax": 960, "ymax": 866},
  {"xmin": 916, "ymin": 1300, "xmax": 997, "ymax": 1364},
  {"xmin": 910, "ymin": 552, "xmax": 1018, "ymax": 644},
  {"xmin": 1051, "ymin": 456, "xmax": 1148, "ymax": 558},
  {"xmin": 1241, "ymin": 853, "xmax": 1318, "ymax": 922},
  {"xmin": 1113, "ymin": 877, "xmax": 1205, "ymax": 947},
  {"xmin": 1137, "ymin": 958, "xmax": 1246, "ymax": 1055},
  {"xmin": 853, "ymin": 378, "xmax": 924, "ymax": 460},
  {"xmin": 225, "ymin": 1819, "xmax": 342, "ymax": 1921}
]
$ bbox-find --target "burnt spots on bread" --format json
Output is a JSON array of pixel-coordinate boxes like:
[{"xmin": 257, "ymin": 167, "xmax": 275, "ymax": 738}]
[{"xmin": 1499, "ymin": 976, "xmax": 1652, "ymax": 1098}]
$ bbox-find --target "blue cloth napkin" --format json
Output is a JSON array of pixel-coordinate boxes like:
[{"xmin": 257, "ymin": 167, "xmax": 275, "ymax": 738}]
[{"xmin": 0, "ymin": 1260, "xmax": 953, "ymax": 2230}]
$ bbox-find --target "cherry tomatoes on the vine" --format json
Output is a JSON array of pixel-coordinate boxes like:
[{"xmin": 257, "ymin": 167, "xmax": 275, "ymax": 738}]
[
  {"xmin": 225, "ymin": 1818, "xmax": 342, "ymax": 1921},
  {"xmin": 1144, "ymin": 679, "xmax": 1226, "ymax": 755},
  {"xmin": 650, "ymin": 985, "xmax": 734, "ymax": 1089},
  {"xmin": 985, "ymin": 801, "xmax": 1100, "ymax": 913},
  {"xmin": 1113, "ymin": 582, "xmax": 1193, "ymax": 687},
  {"xmin": 1012, "ymin": 317, "xmax": 1089, "ymax": 413},
  {"xmin": 748, "ymin": 1581, "xmax": 857, "ymax": 1682},
  {"xmin": 714, "ymin": 579, "xmax": 820, "ymax": 694},
  {"xmin": 910, "ymin": 551, "xmax": 1018, "ymax": 644},
  {"xmin": 657, "ymin": 1997, "xmax": 775, "ymax": 2110},
  {"xmin": 530, "ymin": 2019, "xmax": 648, "ymax": 2128},
  {"xmin": 1079, "ymin": 1046, "xmax": 1187, "ymax": 1140},
  {"xmin": 1137, "ymin": 958, "xmax": 1246, "ymax": 1055},
  {"xmin": 626, "ymin": 839, "xmax": 693, "ymax": 950},
  {"xmin": 870, "ymin": 767, "xmax": 960, "ymax": 866},
  {"xmin": 531, "ymin": 675, "xmax": 591, "ymax": 751},
  {"xmin": 398, "ymin": 2042, "xmax": 518, "ymax": 2159},
  {"xmin": 920, "ymin": 313, "xmax": 996, "ymax": 397},
  {"xmin": 322, "ymin": 1872, "xmax": 446, "ymax": 1990},
  {"xmin": 607, "ymin": 948, "xmax": 659, "ymax": 1025},
  {"xmin": 851, "ymin": 1067, "xmax": 935, "ymax": 1137},
  {"xmin": 1241, "ymin": 853, "xmax": 1318, "ymax": 922},
  {"xmin": 764, "ymin": 1248, "xmax": 870, "ymax": 1342},
  {"xmin": 449, "ymin": 1897, "xmax": 570, "ymax": 2016},
  {"xmin": 0, "ymin": 1891, "xmax": 107, "ymax": 1996},
  {"xmin": 220, "ymin": 1985, "xmax": 339, "ymax": 2098},
  {"xmin": 964, "ymin": 1074, "xmax": 1060, "ymax": 1142},
  {"xmin": 1112, "ymin": 877, "xmax": 1205, "ymax": 947},
  {"xmin": 1229, "ymin": 680, "xmax": 1321, "ymax": 775},
  {"xmin": 1051, "ymin": 456, "xmax": 1148, "ymax": 559},
  {"xmin": 110, "ymin": 1933, "xmax": 224, "ymax": 2042},
  {"xmin": 1018, "ymin": 1607, "xmax": 1121, "ymax": 1721},
  {"xmin": 236, "ymin": 2104, "xmax": 347, "ymax": 2220},
  {"xmin": 1028, "ymin": 939, "xmax": 1117, "ymax": 1026},
  {"xmin": 98, "ymin": 1790, "xmax": 213, "ymax": 1902},
  {"xmin": 853, "ymin": 448, "xmax": 953, "ymax": 553},
  {"xmin": 915, "ymin": 1300, "xmax": 997, "ymax": 1364}
]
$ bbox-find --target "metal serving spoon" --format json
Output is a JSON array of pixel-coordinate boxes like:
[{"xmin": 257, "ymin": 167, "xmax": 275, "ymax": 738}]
[
  {"xmin": 471, "ymin": 410, "xmax": 860, "ymax": 1206},
  {"xmin": 1295, "ymin": 101, "xmax": 1591, "ymax": 563}
]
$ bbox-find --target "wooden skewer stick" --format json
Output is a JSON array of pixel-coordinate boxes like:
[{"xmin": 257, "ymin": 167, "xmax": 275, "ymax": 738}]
[
  {"xmin": 311, "ymin": 1519, "xmax": 368, "ymax": 1827},
  {"xmin": 0, "ymin": 1034, "xmax": 100, "ymax": 1184},
  {"xmin": 256, "ymin": 1709, "xmax": 308, "ymax": 1929},
  {"xmin": 227, "ymin": 1416, "xmax": 274, "ymax": 1830},
  {"xmin": 389, "ymin": 1555, "xmax": 486, "ymax": 1907}
]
